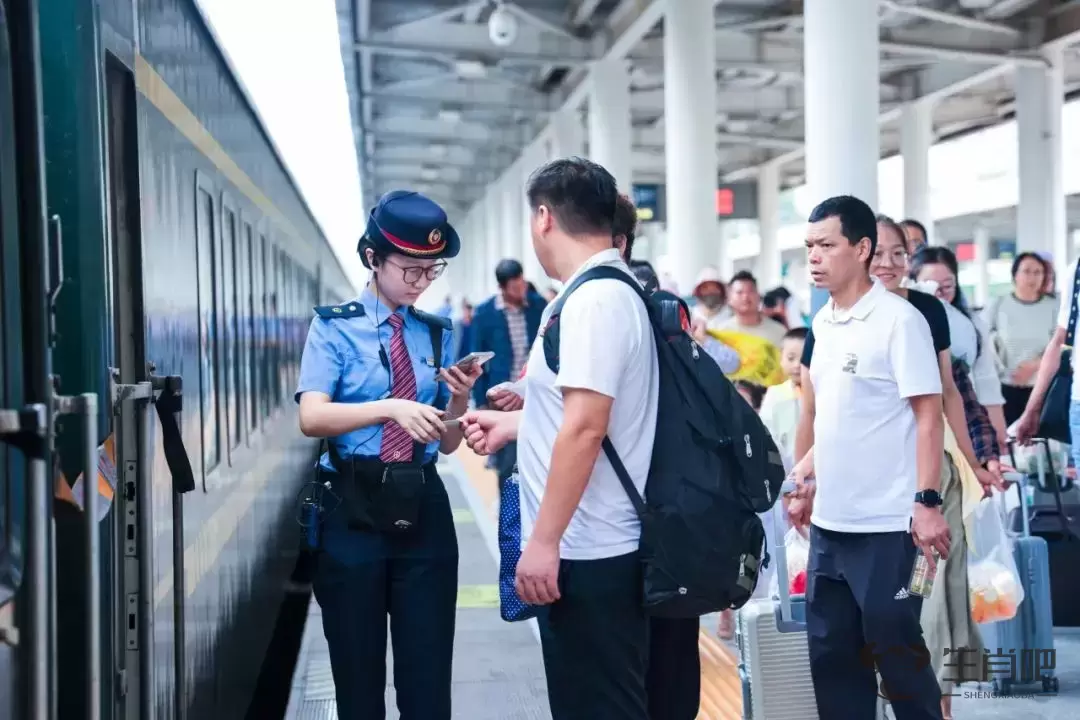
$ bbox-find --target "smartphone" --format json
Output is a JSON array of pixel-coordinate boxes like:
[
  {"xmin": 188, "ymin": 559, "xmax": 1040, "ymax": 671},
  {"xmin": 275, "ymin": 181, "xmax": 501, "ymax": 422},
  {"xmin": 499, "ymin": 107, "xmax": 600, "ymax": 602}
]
[{"xmin": 454, "ymin": 351, "xmax": 494, "ymax": 370}]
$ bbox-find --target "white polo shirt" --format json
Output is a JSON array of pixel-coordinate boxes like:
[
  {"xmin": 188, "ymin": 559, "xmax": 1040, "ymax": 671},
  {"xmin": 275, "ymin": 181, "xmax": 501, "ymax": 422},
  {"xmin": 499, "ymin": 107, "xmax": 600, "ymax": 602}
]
[
  {"xmin": 517, "ymin": 249, "xmax": 660, "ymax": 560},
  {"xmin": 808, "ymin": 279, "xmax": 942, "ymax": 533}
]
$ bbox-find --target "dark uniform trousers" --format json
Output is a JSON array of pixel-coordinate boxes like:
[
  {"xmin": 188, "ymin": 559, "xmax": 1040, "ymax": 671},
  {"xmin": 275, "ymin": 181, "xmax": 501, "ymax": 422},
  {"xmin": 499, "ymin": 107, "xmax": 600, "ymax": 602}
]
[
  {"xmin": 312, "ymin": 464, "xmax": 459, "ymax": 719},
  {"xmin": 536, "ymin": 551, "xmax": 650, "ymax": 720},
  {"xmin": 806, "ymin": 526, "xmax": 944, "ymax": 720}
]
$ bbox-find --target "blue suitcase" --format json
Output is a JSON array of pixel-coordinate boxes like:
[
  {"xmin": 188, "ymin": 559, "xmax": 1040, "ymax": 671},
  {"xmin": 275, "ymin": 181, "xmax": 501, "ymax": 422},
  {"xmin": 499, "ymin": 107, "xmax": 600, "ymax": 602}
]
[{"xmin": 986, "ymin": 469, "xmax": 1059, "ymax": 695}]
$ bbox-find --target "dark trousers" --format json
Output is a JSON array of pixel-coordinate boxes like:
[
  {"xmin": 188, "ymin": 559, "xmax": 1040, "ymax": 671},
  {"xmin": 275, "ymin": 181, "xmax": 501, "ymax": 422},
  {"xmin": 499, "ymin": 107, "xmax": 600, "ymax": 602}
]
[
  {"xmin": 646, "ymin": 617, "xmax": 701, "ymax": 720},
  {"xmin": 806, "ymin": 526, "xmax": 943, "ymax": 720},
  {"xmin": 537, "ymin": 551, "xmax": 650, "ymax": 720},
  {"xmin": 1002, "ymin": 384, "xmax": 1033, "ymax": 427},
  {"xmin": 312, "ymin": 469, "xmax": 459, "ymax": 719}
]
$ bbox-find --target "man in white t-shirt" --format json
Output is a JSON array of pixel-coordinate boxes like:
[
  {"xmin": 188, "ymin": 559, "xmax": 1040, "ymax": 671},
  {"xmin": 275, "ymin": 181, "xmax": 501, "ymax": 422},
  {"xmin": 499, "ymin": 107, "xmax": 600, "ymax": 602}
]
[
  {"xmin": 460, "ymin": 158, "xmax": 659, "ymax": 720},
  {"xmin": 1014, "ymin": 256, "xmax": 1080, "ymax": 465},
  {"xmin": 788, "ymin": 195, "xmax": 950, "ymax": 720}
]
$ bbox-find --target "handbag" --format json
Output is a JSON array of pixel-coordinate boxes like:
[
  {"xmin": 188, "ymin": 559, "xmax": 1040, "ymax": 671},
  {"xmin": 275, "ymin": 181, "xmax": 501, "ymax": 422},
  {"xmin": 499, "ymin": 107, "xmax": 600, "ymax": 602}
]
[
  {"xmin": 497, "ymin": 472, "xmax": 540, "ymax": 622},
  {"xmin": 1037, "ymin": 258, "xmax": 1080, "ymax": 443}
]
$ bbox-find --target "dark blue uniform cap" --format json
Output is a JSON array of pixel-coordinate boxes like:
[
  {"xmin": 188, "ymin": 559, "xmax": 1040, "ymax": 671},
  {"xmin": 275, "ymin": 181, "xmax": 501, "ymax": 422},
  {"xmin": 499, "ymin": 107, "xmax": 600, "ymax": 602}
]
[{"xmin": 360, "ymin": 189, "xmax": 461, "ymax": 260}]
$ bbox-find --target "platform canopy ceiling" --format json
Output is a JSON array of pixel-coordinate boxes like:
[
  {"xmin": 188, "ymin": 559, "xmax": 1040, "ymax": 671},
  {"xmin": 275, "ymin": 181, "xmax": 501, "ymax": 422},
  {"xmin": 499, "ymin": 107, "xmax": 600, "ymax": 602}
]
[{"xmin": 337, "ymin": 0, "xmax": 1080, "ymax": 213}]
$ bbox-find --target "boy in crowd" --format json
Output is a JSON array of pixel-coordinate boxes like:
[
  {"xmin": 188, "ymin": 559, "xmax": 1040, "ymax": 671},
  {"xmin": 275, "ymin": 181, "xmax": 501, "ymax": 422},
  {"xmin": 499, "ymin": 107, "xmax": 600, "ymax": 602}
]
[{"xmin": 759, "ymin": 327, "xmax": 808, "ymax": 460}]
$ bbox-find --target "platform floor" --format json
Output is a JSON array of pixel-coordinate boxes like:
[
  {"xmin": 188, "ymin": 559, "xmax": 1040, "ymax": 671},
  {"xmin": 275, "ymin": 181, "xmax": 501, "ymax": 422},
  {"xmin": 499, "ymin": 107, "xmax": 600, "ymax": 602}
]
[{"xmin": 283, "ymin": 448, "xmax": 1080, "ymax": 719}]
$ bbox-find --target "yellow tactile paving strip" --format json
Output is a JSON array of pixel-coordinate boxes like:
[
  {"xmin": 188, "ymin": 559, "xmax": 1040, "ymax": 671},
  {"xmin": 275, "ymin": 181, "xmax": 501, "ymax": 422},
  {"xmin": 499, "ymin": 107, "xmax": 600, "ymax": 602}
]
[{"xmin": 453, "ymin": 448, "xmax": 744, "ymax": 720}]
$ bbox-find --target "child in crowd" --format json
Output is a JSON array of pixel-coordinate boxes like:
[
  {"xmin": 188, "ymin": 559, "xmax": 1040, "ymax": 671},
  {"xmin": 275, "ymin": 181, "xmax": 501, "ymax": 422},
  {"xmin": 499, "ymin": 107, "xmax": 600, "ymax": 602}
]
[{"xmin": 758, "ymin": 327, "xmax": 807, "ymax": 460}]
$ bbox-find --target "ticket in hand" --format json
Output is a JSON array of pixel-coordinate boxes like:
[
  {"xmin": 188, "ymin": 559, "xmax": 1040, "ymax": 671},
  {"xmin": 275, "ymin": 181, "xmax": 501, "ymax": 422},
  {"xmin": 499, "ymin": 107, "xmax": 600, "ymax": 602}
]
[{"xmin": 487, "ymin": 380, "xmax": 524, "ymax": 398}]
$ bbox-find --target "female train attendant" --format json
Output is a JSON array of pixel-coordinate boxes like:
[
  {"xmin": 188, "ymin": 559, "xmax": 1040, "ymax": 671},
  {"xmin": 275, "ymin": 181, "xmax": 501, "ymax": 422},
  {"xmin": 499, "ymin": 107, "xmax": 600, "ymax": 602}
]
[{"xmin": 295, "ymin": 190, "xmax": 481, "ymax": 719}]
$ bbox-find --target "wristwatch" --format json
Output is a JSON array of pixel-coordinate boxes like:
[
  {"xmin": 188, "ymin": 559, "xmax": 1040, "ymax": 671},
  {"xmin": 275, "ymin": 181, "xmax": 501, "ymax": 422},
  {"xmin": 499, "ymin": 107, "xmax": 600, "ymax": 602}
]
[{"xmin": 914, "ymin": 489, "xmax": 943, "ymax": 508}]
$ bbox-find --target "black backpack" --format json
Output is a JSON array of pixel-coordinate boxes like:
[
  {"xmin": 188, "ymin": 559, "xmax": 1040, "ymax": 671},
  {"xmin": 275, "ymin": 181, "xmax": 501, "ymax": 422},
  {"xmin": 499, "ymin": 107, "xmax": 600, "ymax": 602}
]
[{"xmin": 542, "ymin": 266, "xmax": 786, "ymax": 617}]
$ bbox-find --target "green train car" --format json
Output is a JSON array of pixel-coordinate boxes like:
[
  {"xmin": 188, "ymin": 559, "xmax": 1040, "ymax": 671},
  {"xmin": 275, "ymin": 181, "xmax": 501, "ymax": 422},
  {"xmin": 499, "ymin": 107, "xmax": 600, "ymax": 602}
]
[{"xmin": 1, "ymin": 0, "xmax": 353, "ymax": 718}]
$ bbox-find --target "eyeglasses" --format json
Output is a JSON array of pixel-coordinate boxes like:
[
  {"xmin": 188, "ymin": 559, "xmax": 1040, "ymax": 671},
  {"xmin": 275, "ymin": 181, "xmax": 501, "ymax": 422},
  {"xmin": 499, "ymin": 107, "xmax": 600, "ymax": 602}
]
[
  {"xmin": 385, "ymin": 258, "xmax": 447, "ymax": 284},
  {"xmin": 872, "ymin": 248, "xmax": 908, "ymax": 266}
]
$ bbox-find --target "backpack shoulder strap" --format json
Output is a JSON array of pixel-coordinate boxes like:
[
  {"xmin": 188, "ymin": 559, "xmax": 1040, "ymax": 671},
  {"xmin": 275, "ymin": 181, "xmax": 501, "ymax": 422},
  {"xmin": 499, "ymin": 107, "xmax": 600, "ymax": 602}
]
[
  {"xmin": 547, "ymin": 265, "xmax": 644, "ymax": 316},
  {"xmin": 542, "ymin": 266, "xmax": 645, "ymax": 374},
  {"xmin": 409, "ymin": 307, "xmax": 450, "ymax": 370},
  {"xmin": 541, "ymin": 266, "xmax": 650, "ymax": 514}
]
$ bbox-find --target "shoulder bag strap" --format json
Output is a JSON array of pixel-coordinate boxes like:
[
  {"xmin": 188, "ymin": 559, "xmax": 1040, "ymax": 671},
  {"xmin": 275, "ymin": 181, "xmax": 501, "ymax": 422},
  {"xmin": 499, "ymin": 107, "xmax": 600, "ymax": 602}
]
[{"xmin": 1065, "ymin": 259, "xmax": 1080, "ymax": 349}]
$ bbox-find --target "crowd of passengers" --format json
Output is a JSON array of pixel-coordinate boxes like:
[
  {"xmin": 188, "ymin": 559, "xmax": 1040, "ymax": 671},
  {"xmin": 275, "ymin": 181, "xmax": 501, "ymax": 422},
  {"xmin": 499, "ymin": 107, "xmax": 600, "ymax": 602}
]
[{"xmin": 295, "ymin": 156, "xmax": 1063, "ymax": 720}]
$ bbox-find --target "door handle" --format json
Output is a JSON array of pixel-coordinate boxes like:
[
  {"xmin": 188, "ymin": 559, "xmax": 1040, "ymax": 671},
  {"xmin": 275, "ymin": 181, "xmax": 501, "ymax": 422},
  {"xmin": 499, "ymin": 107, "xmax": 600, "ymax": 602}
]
[{"xmin": 48, "ymin": 214, "xmax": 64, "ymax": 305}]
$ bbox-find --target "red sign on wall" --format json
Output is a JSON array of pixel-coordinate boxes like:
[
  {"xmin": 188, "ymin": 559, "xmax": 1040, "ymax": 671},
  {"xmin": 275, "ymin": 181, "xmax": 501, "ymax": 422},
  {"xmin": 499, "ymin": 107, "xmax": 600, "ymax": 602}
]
[{"xmin": 716, "ymin": 188, "xmax": 735, "ymax": 216}]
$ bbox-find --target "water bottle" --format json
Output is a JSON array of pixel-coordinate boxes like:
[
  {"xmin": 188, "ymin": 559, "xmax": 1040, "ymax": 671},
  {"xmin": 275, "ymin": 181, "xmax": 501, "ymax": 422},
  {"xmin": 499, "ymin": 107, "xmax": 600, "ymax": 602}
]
[{"xmin": 908, "ymin": 549, "xmax": 940, "ymax": 598}]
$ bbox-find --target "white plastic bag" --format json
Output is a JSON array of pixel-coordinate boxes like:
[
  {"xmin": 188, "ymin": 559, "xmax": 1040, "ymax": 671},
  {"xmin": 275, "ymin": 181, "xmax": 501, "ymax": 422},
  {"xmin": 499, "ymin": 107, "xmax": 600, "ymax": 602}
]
[
  {"xmin": 768, "ymin": 526, "xmax": 810, "ymax": 598},
  {"xmin": 967, "ymin": 493, "xmax": 1025, "ymax": 624}
]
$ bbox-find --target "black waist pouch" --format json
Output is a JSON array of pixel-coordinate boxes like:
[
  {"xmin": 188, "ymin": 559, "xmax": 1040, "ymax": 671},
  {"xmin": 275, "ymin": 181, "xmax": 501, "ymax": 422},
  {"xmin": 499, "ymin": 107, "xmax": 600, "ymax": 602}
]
[
  {"xmin": 371, "ymin": 463, "xmax": 427, "ymax": 534},
  {"xmin": 331, "ymin": 445, "xmax": 429, "ymax": 535}
]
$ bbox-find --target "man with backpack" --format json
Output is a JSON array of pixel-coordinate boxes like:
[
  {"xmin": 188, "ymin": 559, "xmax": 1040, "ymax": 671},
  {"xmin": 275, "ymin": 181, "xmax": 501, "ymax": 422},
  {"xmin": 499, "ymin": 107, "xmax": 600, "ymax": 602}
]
[
  {"xmin": 463, "ymin": 158, "xmax": 785, "ymax": 719},
  {"xmin": 479, "ymin": 188, "xmax": 702, "ymax": 719},
  {"xmin": 462, "ymin": 158, "xmax": 659, "ymax": 718}
]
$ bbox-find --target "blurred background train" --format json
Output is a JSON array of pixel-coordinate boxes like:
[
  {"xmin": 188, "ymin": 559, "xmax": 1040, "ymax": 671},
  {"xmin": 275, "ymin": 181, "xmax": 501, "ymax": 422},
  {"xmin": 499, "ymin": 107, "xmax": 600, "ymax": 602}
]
[{"xmin": 1, "ymin": 0, "xmax": 353, "ymax": 718}]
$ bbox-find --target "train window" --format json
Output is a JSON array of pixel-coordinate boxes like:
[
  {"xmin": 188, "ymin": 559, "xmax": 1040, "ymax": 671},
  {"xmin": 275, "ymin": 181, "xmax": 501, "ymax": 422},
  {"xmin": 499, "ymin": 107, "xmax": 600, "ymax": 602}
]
[
  {"xmin": 270, "ymin": 244, "xmax": 282, "ymax": 407},
  {"xmin": 283, "ymin": 257, "xmax": 292, "ymax": 393},
  {"xmin": 237, "ymin": 218, "xmax": 252, "ymax": 438},
  {"xmin": 221, "ymin": 203, "xmax": 240, "ymax": 452},
  {"xmin": 195, "ymin": 185, "xmax": 220, "ymax": 473},
  {"xmin": 258, "ymin": 233, "xmax": 270, "ymax": 419},
  {"xmin": 244, "ymin": 222, "xmax": 257, "ymax": 432}
]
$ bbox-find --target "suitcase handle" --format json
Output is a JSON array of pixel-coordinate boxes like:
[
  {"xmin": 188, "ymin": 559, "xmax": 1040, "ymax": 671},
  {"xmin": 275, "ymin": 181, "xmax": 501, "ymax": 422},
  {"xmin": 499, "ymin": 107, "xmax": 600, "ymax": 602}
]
[
  {"xmin": 1004, "ymin": 471, "xmax": 1032, "ymax": 538},
  {"xmin": 774, "ymin": 479, "xmax": 808, "ymax": 633}
]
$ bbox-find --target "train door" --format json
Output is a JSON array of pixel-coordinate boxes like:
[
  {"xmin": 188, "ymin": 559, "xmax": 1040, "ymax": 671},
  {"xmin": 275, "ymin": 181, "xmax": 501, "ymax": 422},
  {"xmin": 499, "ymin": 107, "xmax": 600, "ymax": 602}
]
[
  {"xmin": 102, "ymin": 57, "xmax": 160, "ymax": 720},
  {"xmin": 0, "ymin": 5, "xmax": 27, "ymax": 719},
  {"xmin": 2, "ymin": 2, "xmax": 60, "ymax": 720},
  {"xmin": 104, "ymin": 56, "xmax": 196, "ymax": 720}
]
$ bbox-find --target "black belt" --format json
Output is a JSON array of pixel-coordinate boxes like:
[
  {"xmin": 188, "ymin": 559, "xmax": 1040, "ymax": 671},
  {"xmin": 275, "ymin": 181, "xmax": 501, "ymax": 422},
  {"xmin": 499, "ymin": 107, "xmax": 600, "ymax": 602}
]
[{"xmin": 327, "ymin": 448, "xmax": 435, "ymax": 481}]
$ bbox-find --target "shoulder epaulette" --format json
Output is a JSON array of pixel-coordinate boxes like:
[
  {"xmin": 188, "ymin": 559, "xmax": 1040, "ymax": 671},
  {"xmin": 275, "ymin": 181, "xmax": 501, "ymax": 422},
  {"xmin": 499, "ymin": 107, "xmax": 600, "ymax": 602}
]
[
  {"xmin": 409, "ymin": 307, "xmax": 452, "ymax": 331},
  {"xmin": 314, "ymin": 302, "xmax": 365, "ymax": 319}
]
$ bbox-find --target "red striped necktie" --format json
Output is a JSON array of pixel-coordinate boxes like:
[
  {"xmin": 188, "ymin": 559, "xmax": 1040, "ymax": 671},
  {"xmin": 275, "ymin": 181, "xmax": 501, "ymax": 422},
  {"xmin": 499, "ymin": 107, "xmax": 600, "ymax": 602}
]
[{"xmin": 380, "ymin": 313, "xmax": 417, "ymax": 463}]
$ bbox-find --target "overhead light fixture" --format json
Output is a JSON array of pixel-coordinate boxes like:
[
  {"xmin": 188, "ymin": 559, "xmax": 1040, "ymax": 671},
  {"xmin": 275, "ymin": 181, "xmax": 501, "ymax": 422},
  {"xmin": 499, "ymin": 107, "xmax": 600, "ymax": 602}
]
[
  {"xmin": 438, "ymin": 108, "xmax": 463, "ymax": 123},
  {"xmin": 420, "ymin": 167, "xmax": 439, "ymax": 181},
  {"xmin": 429, "ymin": 143, "xmax": 448, "ymax": 157},
  {"xmin": 488, "ymin": 3, "xmax": 518, "ymax": 47}
]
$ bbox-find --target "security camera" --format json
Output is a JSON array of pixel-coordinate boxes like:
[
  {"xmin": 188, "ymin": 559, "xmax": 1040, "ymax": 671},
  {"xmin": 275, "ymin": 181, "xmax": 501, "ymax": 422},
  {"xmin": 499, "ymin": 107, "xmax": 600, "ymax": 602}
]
[{"xmin": 488, "ymin": 4, "xmax": 517, "ymax": 47}]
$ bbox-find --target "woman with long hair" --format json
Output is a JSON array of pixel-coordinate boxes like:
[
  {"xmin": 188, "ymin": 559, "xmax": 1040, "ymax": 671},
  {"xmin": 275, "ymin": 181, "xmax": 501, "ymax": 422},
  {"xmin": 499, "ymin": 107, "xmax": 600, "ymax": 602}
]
[
  {"xmin": 906, "ymin": 242, "xmax": 1011, "ymax": 720},
  {"xmin": 909, "ymin": 247, "xmax": 1008, "ymax": 447}
]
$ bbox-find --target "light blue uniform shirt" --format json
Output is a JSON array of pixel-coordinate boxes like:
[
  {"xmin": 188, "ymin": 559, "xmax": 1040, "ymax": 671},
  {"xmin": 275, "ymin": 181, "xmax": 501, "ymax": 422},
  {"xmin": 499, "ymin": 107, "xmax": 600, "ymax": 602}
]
[{"xmin": 295, "ymin": 289, "xmax": 453, "ymax": 468}]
